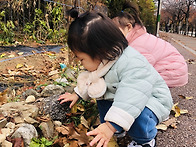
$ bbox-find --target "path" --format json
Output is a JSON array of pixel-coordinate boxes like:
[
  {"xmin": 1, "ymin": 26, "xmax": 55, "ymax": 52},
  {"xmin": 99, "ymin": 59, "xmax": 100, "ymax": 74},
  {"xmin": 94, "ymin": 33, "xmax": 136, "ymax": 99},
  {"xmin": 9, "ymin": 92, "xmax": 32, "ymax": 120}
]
[{"xmin": 156, "ymin": 32, "xmax": 196, "ymax": 147}]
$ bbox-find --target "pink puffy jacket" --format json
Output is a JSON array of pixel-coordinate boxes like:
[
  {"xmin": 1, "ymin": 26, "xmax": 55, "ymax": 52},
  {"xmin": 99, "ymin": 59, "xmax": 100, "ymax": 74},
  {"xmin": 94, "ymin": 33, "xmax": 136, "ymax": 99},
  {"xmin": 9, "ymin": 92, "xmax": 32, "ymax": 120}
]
[{"xmin": 126, "ymin": 25, "xmax": 188, "ymax": 87}]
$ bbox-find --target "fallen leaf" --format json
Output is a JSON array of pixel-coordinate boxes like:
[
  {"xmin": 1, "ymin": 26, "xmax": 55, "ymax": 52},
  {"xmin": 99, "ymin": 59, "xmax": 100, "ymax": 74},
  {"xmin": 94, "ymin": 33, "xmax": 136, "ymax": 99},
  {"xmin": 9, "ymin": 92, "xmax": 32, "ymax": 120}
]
[
  {"xmin": 156, "ymin": 124, "xmax": 167, "ymax": 130},
  {"xmin": 56, "ymin": 126, "xmax": 71, "ymax": 135},
  {"xmin": 0, "ymin": 53, "xmax": 6, "ymax": 58},
  {"xmin": 18, "ymin": 52, "xmax": 24, "ymax": 55},
  {"xmin": 80, "ymin": 116, "xmax": 89, "ymax": 129},
  {"xmin": 180, "ymin": 109, "xmax": 188, "ymax": 114},
  {"xmin": 108, "ymin": 136, "xmax": 119, "ymax": 147},
  {"xmin": 172, "ymin": 103, "xmax": 181, "ymax": 117},
  {"xmin": 16, "ymin": 63, "xmax": 23, "ymax": 68},
  {"xmin": 186, "ymin": 96, "xmax": 193, "ymax": 100},
  {"xmin": 178, "ymin": 95, "xmax": 185, "ymax": 99},
  {"xmin": 8, "ymin": 54, "xmax": 15, "ymax": 58}
]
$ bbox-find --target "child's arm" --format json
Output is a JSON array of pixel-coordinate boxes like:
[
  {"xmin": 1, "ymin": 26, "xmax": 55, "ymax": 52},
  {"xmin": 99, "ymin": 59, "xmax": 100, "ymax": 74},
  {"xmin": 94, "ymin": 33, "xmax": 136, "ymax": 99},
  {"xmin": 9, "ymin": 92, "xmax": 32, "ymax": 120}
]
[
  {"xmin": 87, "ymin": 121, "xmax": 116, "ymax": 147},
  {"xmin": 58, "ymin": 92, "xmax": 79, "ymax": 108}
]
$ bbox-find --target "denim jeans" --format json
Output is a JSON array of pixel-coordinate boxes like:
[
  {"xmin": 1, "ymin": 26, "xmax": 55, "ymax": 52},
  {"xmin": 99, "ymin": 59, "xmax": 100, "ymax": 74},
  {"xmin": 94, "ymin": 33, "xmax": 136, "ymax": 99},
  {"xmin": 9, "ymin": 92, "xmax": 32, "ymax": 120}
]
[{"xmin": 97, "ymin": 100, "xmax": 158, "ymax": 144}]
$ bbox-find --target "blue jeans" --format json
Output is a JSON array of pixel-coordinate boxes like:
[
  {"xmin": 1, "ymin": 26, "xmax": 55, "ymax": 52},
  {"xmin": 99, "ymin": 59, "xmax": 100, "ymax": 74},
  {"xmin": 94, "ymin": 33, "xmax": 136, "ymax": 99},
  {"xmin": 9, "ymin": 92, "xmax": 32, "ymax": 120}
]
[{"xmin": 97, "ymin": 100, "xmax": 158, "ymax": 144}]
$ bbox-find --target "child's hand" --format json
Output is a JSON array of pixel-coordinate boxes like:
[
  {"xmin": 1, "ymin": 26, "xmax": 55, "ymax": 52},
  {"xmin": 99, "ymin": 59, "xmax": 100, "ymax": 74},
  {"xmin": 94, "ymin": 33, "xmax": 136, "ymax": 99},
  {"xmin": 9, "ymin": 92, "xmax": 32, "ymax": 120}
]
[
  {"xmin": 86, "ymin": 122, "xmax": 116, "ymax": 147},
  {"xmin": 58, "ymin": 92, "xmax": 79, "ymax": 108}
]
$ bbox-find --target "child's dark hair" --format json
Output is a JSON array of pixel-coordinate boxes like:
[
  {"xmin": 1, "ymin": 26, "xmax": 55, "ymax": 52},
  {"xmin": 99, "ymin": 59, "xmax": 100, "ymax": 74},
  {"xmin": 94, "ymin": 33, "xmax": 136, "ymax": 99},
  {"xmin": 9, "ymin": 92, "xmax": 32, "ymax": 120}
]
[
  {"xmin": 112, "ymin": 1, "xmax": 143, "ymax": 29},
  {"xmin": 67, "ymin": 9, "xmax": 128, "ymax": 61}
]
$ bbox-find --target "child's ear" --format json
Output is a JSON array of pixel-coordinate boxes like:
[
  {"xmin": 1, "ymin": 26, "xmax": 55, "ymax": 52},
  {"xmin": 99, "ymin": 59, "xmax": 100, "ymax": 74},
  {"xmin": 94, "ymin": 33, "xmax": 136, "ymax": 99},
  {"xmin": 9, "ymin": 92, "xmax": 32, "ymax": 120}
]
[{"xmin": 127, "ymin": 23, "xmax": 133, "ymax": 31}]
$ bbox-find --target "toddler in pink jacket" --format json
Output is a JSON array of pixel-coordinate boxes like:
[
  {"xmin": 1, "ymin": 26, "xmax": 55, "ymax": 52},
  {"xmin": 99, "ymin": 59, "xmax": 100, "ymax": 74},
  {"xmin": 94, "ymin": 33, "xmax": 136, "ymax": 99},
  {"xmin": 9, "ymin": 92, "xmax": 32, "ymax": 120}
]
[{"xmin": 112, "ymin": 2, "xmax": 188, "ymax": 87}]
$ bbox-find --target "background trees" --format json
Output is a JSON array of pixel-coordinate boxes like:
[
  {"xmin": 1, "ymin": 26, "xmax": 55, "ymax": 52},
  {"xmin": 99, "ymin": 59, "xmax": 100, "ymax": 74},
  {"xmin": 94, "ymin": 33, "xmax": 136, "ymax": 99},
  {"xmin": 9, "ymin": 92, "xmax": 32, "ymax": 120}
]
[
  {"xmin": 160, "ymin": 0, "xmax": 196, "ymax": 36},
  {"xmin": 2, "ymin": 0, "xmax": 194, "ymax": 45}
]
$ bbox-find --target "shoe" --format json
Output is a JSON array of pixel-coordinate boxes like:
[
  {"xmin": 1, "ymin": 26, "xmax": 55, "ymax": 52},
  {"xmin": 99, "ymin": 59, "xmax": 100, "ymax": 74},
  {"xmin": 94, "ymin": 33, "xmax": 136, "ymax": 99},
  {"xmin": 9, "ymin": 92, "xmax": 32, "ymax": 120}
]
[
  {"xmin": 127, "ymin": 139, "xmax": 155, "ymax": 147},
  {"xmin": 114, "ymin": 130, "xmax": 126, "ymax": 138}
]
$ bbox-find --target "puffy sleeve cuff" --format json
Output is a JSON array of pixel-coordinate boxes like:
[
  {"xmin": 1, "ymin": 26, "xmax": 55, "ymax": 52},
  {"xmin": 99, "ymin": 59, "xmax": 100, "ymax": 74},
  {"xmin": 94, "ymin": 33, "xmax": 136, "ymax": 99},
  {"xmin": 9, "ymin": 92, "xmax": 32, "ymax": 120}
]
[
  {"xmin": 74, "ymin": 86, "xmax": 90, "ymax": 101},
  {"xmin": 104, "ymin": 106, "xmax": 135, "ymax": 131}
]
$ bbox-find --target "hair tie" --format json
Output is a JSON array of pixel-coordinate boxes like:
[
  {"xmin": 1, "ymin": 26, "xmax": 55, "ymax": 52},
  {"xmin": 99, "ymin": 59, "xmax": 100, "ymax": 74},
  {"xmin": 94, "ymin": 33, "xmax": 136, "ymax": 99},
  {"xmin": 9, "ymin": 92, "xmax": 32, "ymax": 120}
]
[{"xmin": 121, "ymin": 10, "xmax": 124, "ymax": 13}]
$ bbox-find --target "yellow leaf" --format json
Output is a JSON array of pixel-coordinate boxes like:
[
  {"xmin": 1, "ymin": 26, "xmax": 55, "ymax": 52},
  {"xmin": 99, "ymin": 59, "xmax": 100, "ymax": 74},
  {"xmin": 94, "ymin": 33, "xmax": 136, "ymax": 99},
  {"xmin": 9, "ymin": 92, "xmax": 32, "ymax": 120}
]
[
  {"xmin": 186, "ymin": 96, "xmax": 193, "ymax": 100},
  {"xmin": 8, "ymin": 54, "xmax": 15, "ymax": 58},
  {"xmin": 18, "ymin": 52, "xmax": 24, "ymax": 55},
  {"xmin": 0, "ymin": 53, "xmax": 6, "ymax": 58},
  {"xmin": 108, "ymin": 136, "xmax": 119, "ymax": 147},
  {"xmin": 77, "ymin": 104, "xmax": 85, "ymax": 111},
  {"xmin": 172, "ymin": 103, "xmax": 181, "ymax": 117},
  {"xmin": 71, "ymin": 103, "xmax": 77, "ymax": 114},
  {"xmin": 180, "ymin": 109, "xmax": 188, "ymax": 114},
  {"xmin": 156, "ymin": 124, "xmax": 167, "ymax": 131},
  {"xmin": 16, "ymin": 63, "xmax": 23, "ymax": 68}
]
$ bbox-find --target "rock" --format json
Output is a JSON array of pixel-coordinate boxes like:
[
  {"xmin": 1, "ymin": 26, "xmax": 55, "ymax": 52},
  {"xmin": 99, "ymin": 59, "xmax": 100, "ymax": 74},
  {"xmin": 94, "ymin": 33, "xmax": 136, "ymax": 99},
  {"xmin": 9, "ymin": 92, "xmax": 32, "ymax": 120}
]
[
  {"xmin": 0, "ymin": 102, "xmax": 39, "ymax": 124},
  {"xmin": 22, "ymin": 89, "xmax": 40, "ymax": 99},
  {"xmin": 0, "ymin": 134, "xmax": 6, "ymax": 143},
  {"xmin": 53, "ymin": 121, "xmax": 62, "ymax": 127},
  {"xmin": 42, "ymin": 95, "xmax": 71, "ymax": 121},
  {"xmin": 41, "ymin": 84, "xmax": 65, "ymax": 97},
  {"xmin": 24, "ymin": 116, "xmax": 39, "ymax": 124},
  {"xmin": 14, "ymin": 117, "xmax": 24, "ymax": 124},
  {"xmin": 39, "ymin": 121, "xmax": 54, "ymax": 138},
  {"xmin": 5, "ymin": 122, "xmax": 15, "ymax": 130},
  {"xmin": 25, "ymin": 95, "xmax": 36, "ymax": 103},
  {"xmin": 1, "ymin": 140, "xmax": 12, "ymax": 147},
  {"xmin": 55, "ymin": 77, "xmax": 69, "ymax": 84},
  {"xmin": 12, "ymin": 124, "xmax": 38, "ymax": 147},
  {"xmin": 0, "ymin": 118, "xmax": 7, "ymax": 128},
  {"xmin": 1, "ymin": 128, "xmax": 13, "ymax": 137}
]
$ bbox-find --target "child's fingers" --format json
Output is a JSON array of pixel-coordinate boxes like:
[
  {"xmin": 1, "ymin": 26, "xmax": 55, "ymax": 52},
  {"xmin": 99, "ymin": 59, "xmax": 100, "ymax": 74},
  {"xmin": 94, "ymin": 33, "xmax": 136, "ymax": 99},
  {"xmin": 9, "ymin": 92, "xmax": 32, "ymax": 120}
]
[
  {"xmin": 87, "ymin": 129, "xmax": 98, "ymax": 136},
  {"xmin": 89, "ymin": 134, "xmax": 101, "ymax": 146},
  {"xmin": 58, "ymin": 93, "xmax": 71, "ymax": 100}
]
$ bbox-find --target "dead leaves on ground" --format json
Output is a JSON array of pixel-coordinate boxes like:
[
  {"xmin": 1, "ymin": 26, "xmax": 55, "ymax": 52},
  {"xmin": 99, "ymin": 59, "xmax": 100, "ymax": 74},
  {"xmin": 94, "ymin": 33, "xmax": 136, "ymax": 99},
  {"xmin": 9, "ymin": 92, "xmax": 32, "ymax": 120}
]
[
  {"xmin": 157, "ymin": 99, "xmax": 191, "ymax": 131},
  {"xmin": 55, "ymin": 118, "xmax": 118, "ymax": 147}
]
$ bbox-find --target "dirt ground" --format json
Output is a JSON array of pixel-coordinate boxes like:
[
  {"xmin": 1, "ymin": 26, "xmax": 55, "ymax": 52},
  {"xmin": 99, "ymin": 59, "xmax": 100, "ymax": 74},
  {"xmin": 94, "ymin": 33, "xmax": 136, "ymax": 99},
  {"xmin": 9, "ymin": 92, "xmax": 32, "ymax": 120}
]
[{"xmin": 0, "ymin": 44, "xmax": 70, "ymax": 92}]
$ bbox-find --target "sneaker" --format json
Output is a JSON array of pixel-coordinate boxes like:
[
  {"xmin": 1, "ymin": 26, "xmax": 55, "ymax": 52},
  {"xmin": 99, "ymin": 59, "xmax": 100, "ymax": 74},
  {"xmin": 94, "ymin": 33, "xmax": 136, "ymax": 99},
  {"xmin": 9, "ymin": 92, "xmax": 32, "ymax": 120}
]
[
  {"xmin": 127, "ymin": 139, "xmax": 155, "ymax": 147},
  {"xmin": 114, "ymin": 130, "xmax": 126, "ymax": 138}
]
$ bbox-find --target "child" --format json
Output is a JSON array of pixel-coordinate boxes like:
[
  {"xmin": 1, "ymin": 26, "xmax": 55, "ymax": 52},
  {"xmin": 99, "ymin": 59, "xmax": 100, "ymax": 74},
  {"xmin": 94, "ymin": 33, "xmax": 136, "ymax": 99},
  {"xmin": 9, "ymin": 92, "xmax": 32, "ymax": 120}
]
[
  {"xmin": 58, "ymin": 9, "xmax": 173, "ymax": 147},
  {"xmin": 112, "ymin": 1, "xmax": 188, "ymax": 88}
]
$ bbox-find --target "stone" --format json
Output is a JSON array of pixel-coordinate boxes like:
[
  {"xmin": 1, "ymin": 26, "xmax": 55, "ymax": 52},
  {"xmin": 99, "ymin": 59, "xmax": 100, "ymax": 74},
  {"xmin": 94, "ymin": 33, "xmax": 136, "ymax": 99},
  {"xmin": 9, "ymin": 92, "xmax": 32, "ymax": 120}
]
[
  {"xmin": 0, "ymin": 118, "xmax": 7, "ymax": 128},
  {"xmin": 25, "ymin": 95, "xmax": 36, "ymax": 103},
  {"xmin": 39, "ymin": 121, "xmax": 54, "ymax": 138},
  {"xmin": 1, "ymin": 140, "xmax": 12, "ymax": 147},
  {"xmin": 41, "ymin": 84, "xmax": 65, "ymax": 97},
  {"xmin": 1, "ymin": 128, "xmax": 13, "ymax": 137},
  {"xmin": 0, "ymin": 134, "xmax": 6, "ymax": 143},
  {"xmin": 42, "ymin": 95, "xmax": 71, "ymax": 121},
  {"xmin": 12, "ymin": 124, "xmax": 38, "ymax": 147},
  {"xmin": 22, "ymin": 89, "xmax": 40, "ymax": 99}
]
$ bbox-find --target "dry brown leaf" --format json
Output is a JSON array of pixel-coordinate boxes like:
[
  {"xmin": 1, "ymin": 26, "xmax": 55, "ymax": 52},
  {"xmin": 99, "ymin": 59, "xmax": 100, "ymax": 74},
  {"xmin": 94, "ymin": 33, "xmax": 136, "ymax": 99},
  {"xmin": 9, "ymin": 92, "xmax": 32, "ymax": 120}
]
[
  {"xmin": 56, "ymin": 126, "xmax": 70, "ymax": 135},
  {"xmin": 81, "ymin": 116, "xmax": 89, "ymax": 129},
  {"xmin": 178, "ymin": 95, "xmax": 186, "ymax": 99},
  {"xmin": 156, "ymin": 124, "xmax": 168, "ymax": 130},
  {"xmin": 0, "ymin": 89, "xmax": 8, "ymax": 105},
  {"xmin": 69, "ymin": 140, "xmax": 79, "ymax": 147},
  {"xmin": 163, "ymin": 117, "xmax": 177, "ymax": 126}
]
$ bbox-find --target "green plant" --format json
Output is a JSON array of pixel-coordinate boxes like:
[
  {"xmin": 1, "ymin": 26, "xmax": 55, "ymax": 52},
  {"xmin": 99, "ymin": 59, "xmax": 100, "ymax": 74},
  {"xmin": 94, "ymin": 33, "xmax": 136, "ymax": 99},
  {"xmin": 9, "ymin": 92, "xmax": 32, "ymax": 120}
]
[
  {"xmin": 0, "ymin": 11, "xmax": 15, "ymax": 45},
  {"xmin": 30, "ymin": 137, "xmax": 56, "ymax": 147}
]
